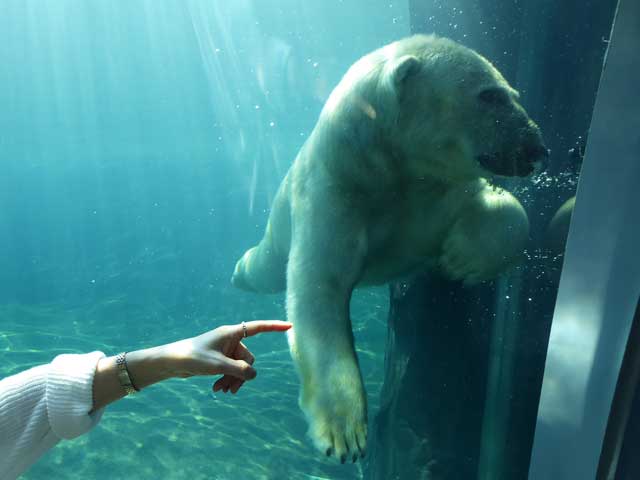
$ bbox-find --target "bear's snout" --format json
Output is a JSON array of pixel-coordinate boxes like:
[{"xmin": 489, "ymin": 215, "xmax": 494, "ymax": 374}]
[
  {"xmin": 523, "ymin": 143, "xmax": 550, "ymax": 171},
  {"xmin": 515, "ymin": 119, "xmax": 549, "ymax": 176},
  {"xmin": 511, "ymin": 141, "xmax": 549, "ymax": 177},
  {"xmin": 476, "ymin": 139, "xmax": 548, "ymax": 177}
]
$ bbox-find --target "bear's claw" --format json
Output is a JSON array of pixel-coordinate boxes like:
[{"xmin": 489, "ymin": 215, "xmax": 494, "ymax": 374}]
[
  {"xmin": 300, "ymin": 362, "xmax": 368, "ymax": 463},
  {"xmin": 309, "ymin": 410, "xmax": 368, "ymax": 462}
]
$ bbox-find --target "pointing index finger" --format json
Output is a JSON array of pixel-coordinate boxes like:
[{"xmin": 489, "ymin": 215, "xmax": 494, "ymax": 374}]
[{"xmin": 238, "ymin": 320, "xmax": 292, "ymax": 338}]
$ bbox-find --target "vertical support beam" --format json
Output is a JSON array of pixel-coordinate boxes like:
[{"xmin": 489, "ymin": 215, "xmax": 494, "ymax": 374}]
[{"xmin": 528, "ymin": 1, "xmax": 640, "ymax": 478}]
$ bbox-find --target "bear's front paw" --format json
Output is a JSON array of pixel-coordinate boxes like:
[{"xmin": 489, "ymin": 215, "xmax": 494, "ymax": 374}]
[
  {"xmin": 300, "ymin": 361, "xmax": 368, "ymax": 463},
  {"xmin": 439, "ymin": 186, "xmax": 528, "ymax": 284},
  {"xmin": 440, "ymin": 231, "xmax": 504, "ymax": 284}
]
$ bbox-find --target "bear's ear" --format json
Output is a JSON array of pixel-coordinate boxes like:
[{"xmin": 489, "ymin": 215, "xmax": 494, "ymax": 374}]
[{"xmin": 383, "ymin": 55, "xmax": 421, "ymax": 94}]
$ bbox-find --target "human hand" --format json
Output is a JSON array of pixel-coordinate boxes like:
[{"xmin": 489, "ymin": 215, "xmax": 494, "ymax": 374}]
[{"xmin": 160, "ymin": 320, "xmax": 292, "ymax": 394}]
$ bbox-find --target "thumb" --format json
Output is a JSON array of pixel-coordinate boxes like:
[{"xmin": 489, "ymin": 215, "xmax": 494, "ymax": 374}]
[{"xmin": 220, "ymin": 357, "xmax": 257, "ymax": 381}]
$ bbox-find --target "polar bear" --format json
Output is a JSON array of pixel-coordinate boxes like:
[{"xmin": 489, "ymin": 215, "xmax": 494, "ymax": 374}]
[{"xmin": 231, "ymin": 35, "xmax": 547, "ymax": 463}]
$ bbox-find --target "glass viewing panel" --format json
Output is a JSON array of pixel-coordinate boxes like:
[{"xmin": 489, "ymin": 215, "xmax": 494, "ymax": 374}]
[{"xmin": 0, "ymin": 1, "xmax": 627, "ymax": 479}]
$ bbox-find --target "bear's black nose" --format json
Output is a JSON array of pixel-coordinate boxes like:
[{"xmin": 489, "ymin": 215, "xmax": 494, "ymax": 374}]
[
  {"xmin": 525, "ymin": 144, "xmax": 550, "ymax": 171},
  {"xmin": 525, "ymin": 144, "xmax": 550, "ymax": 161}
]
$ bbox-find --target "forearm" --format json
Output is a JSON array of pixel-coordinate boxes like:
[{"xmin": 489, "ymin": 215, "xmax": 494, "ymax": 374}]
[
  {"xmin": 91, "ymin": 346, "xmax": 173, "ymax": 412},
  {"xmin": 91, "ymin": 320, "xmax": 291, "ymax": 411}
]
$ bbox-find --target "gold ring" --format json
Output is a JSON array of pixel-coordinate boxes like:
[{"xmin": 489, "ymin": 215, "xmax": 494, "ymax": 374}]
[{"xmin": 242, "ymin": 321, "xmax": 248, "ymax": 338}]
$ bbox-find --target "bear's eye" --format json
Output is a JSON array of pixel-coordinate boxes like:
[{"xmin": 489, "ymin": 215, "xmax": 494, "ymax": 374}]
[{"xmin": 478, "ymin": 88, "xmax": 510, "ymax": 106}]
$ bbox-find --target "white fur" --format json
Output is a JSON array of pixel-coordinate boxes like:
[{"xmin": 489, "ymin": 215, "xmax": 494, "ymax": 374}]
[{"xmin": 231, "ymin": 35, "xmax": 539, "ymax": 462}]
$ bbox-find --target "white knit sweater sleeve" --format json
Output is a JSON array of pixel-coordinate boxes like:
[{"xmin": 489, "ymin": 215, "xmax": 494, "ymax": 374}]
[{"xmin": 0, "ymin": 351, "xmax": 106, "ymax": 479}]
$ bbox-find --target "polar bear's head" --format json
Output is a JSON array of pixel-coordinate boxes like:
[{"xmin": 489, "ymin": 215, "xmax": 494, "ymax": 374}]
[
  {"xmin": 330, "ymin": 35, "xmax": 548, "ymax": 182},
  {"xmin": 390, "ymin": 36, "xmax": 547, "ymax": 180}
]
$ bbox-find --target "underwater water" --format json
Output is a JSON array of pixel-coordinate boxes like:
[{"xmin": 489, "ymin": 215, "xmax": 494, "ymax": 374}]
[
  {"xmin": 0, "ymin": 1, "xmax": 408, "ymax": 478},
  {"xmin": 1, "ymin": 0, "xmax": 612, "ymax": 477},
  {"xmin": 1, "ymin": 288, "xmax": 387, "ymax": 480}
]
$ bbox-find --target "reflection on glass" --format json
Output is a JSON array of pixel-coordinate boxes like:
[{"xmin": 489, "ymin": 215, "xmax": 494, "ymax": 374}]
[{"xmin": 0, "ymin": 1, "xmax": 621, "ymax": 479}]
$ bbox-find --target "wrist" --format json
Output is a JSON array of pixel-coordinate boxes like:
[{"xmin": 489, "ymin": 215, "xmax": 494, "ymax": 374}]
[{"xmin": 125, "ymin": 346, "xmax": 175, "ymax": 389}]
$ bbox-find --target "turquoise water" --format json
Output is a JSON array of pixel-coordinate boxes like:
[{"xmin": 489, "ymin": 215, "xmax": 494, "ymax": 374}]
[
  {"xmin": 0, "ymin": 1, "xmax": 406, "ymax": 478},
  {"xmin": 1, "ymin": 287, "xmax": 387, "ymax": 479}
]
